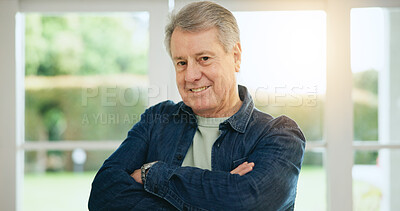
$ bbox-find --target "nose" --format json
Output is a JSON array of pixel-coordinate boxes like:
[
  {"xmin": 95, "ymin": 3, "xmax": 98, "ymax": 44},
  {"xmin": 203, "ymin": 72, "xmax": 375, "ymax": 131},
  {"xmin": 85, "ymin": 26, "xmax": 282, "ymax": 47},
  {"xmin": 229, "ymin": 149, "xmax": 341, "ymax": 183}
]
[{"xmin": 185, "ymin": 61, "xmax": 202, "ymax": 82}]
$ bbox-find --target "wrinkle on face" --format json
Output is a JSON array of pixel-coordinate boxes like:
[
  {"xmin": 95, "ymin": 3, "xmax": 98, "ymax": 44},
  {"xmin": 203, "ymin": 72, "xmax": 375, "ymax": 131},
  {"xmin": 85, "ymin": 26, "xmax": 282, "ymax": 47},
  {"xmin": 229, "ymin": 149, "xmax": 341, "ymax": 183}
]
[{"xmin": 170, "ymin": 27, "xmax": 242, "ymax": 117}]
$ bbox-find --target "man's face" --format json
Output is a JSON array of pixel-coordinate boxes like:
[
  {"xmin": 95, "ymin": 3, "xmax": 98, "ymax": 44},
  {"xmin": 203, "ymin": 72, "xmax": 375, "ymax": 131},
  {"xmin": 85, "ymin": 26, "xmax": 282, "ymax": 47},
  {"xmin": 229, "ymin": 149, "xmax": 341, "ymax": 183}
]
[{"xmin": 170, "ymin": 27, "xmax": 241, "ymax": 117}]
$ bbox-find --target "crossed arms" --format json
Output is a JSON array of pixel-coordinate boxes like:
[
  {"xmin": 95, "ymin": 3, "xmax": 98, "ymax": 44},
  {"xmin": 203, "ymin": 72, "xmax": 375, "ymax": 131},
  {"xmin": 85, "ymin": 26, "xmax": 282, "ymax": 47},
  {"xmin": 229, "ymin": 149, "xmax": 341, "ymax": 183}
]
[
  {"xmin": 131, "ymin": 161, "xmax": 255, "ymax": 184},
  {"xmin": 88, "ymin": 112, "xmax": 305, "ymax": 211}
]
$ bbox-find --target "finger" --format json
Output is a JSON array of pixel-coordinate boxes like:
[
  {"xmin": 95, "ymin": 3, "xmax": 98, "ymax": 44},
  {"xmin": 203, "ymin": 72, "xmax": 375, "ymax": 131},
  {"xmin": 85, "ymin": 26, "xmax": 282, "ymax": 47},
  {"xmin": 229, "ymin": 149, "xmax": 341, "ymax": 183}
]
[
  {"xmin": 238, "ymin": 163, "xmax": 254, "ymax": 176},
  {"xmin": 230, "ymin": 162, "xmax": 248, "ymax": 174},
  {"xmin": 231, "ymin": 162, "xmax": 255, "ymax": 176},
  {"xmin": 236, "ymin": 164, "xmax": 253, "ymax": 176}
]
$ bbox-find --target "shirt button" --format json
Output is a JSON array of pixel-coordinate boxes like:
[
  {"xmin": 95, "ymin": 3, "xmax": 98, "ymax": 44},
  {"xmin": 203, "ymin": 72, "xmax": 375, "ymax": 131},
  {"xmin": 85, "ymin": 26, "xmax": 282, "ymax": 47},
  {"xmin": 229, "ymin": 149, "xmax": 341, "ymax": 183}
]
[{"xmin": 177, "ymin": 155, "xmax": 183, "ymax": 160}]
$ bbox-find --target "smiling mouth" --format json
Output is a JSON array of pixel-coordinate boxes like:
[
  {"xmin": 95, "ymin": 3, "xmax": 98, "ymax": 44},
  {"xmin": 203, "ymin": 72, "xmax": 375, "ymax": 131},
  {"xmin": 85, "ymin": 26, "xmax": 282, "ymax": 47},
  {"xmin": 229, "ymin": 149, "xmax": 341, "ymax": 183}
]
[{"xmin": 190, "ymin": 86, "xmax": 211, "ymax": 93}]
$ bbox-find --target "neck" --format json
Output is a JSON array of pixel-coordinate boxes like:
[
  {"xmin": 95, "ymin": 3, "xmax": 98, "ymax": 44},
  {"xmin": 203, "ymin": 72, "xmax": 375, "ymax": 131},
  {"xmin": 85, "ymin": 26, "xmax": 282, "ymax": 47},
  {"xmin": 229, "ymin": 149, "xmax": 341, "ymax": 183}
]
[{"xmin": 195, "ymin": 92, "xmax": 242, "ymax": 118}]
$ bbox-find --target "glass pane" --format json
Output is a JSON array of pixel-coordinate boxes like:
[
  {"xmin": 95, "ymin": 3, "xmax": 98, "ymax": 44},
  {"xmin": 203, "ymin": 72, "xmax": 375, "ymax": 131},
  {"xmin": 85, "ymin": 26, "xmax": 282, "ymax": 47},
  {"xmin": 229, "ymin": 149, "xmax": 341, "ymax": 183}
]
[
  {"xmin": 24, "ymin": 13, "xmax": 149, "ymax": 142},
  {"xmin": 351, "ymin": 8, "xmax": 400, "ymax": 144},
  {"xmin": 24, "ymin": 150, "xmax": 114, "ymax": 211},
  {"xmin": 295, "ymin": 151, "xmax": 326, "ymax": 211},
  {"xmin": 352, "ymin": 7, "xmax": 400, "ymax": 211},
  {"xmin": 353, "ymin": 149, "xmax": 400, "ymax": 211},
  {"xmin": 234, "ymin": 11, "xmax": 326, "ymax": 142},
  {"xmin": 351, "ymin": 8, "xmax": 380, "ymax": 142}
]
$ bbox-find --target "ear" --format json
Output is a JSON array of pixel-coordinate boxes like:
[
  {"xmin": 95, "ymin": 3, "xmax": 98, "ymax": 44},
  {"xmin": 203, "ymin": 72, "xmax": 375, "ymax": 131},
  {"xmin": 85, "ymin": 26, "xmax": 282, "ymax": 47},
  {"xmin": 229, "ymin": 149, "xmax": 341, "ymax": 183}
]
[{"xmin": 233, "ymin": 42, "xmax": 242, "ymax": 72}]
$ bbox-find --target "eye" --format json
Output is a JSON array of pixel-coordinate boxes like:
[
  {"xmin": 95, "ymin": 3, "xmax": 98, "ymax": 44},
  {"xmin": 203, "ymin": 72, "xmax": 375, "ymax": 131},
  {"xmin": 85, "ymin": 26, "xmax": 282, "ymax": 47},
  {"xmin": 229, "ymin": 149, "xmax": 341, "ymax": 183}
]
[
  {"xmin": 201, "ymin": 57, "xmax": 209, "ymax": 61},
  {"xmin": 177, "ymin": 61, "xmax": 187, "ymax": 66}
]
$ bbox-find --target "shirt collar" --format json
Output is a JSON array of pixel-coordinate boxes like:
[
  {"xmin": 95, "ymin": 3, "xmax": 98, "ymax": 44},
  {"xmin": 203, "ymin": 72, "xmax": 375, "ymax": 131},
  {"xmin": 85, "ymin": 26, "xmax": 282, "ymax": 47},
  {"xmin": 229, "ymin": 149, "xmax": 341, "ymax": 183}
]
[
  {"xmin": 173, "ymin": 85, "xmax": 254, "ymax": 133},
  {"xmin": 226, "ymin": 85, "xmax": 254, "ymax": 133}
]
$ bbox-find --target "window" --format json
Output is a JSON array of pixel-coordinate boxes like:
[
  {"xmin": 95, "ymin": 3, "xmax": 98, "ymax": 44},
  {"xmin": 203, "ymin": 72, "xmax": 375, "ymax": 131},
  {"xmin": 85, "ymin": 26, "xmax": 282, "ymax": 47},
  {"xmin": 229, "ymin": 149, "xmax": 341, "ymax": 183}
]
[
  {"xmin": 234, "ymin": 11, "xmax": 327, "ymax": 210},
  {"xmin": 23, "ymin": 12, "xmax": 149, "ymax": 210},
  {"xmin": 351, "ymin": 7, "xmax": 400, "ymax": 211},
  {"xmin": 235, "ymin": 11, "xmax": 326, "ymax": 142},
  {"xmin": 25, "ymin": 13, "xmax": 149, "ymax": 142}
]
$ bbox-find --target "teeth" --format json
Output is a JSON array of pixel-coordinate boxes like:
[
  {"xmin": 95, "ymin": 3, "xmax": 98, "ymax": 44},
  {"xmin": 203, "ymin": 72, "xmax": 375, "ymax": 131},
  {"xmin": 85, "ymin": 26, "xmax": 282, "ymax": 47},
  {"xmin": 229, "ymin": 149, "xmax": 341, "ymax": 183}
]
[{"xmin": 191, "ymin": 86, "xmax": 208, "ymax": 92}]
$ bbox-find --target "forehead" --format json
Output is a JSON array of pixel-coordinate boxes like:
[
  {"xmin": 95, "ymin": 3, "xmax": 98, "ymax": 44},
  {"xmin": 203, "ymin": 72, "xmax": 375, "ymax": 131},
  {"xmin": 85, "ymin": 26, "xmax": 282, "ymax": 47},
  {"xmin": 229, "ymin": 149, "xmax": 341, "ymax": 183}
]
[{"xmin": 170, "ymin": 27, "xmax": 224, "ymax": 58}]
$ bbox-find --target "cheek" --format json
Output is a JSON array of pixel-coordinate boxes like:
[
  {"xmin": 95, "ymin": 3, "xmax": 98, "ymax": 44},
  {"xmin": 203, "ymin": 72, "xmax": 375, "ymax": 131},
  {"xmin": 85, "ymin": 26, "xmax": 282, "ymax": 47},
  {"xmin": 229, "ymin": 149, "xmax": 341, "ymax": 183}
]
[
  {"xmin": 176, "ymin": 74, "xmax": 188, "ymax": 96},
  {"xmin": 176, "ymin": 73, "xmax": 184, "ymax": 86}
]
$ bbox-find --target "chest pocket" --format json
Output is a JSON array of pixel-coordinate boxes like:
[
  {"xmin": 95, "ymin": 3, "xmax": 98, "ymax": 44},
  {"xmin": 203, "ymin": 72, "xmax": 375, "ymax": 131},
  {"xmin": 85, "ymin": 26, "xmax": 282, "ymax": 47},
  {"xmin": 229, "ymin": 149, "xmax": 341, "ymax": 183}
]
[{"xmin": 231, "ymin": 156, "xmax": 248, "ymax": 171}]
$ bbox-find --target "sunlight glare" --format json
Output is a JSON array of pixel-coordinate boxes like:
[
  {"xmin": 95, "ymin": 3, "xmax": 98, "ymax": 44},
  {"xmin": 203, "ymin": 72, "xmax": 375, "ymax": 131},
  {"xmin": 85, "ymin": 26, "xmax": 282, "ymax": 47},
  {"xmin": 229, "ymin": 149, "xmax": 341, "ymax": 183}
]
[{"xmin": 234, "ymin": 11, "xmax": 326, "ymax": 94}]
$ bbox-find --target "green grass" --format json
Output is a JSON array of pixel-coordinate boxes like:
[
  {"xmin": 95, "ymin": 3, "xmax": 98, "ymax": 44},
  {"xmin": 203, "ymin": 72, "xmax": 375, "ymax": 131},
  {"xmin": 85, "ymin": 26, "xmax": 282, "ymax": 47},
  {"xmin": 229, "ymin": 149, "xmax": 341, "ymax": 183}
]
[
  {"xmin": 295, "ymin": 166, "xmax": 327, "ymax": 211},
  {"xmin": 24, "ymin": 171, "xmax": 96, "ymax": 211}
]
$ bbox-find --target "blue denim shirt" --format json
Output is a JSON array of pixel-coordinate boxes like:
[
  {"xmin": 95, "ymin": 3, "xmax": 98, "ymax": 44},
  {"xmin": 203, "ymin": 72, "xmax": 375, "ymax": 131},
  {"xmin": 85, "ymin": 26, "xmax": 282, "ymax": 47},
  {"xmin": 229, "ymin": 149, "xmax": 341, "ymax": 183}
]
[{"xmin": 89, "ymin": 85, "xmax": 306, "ymax": 211}]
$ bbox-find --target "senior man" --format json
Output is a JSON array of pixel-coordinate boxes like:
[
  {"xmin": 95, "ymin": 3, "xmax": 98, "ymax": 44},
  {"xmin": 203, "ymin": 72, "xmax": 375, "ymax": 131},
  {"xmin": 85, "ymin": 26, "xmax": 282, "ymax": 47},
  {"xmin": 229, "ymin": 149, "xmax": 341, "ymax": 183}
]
[{"xmin": 89, "ymin": 1, "xmax": 305, "ymax": 210}]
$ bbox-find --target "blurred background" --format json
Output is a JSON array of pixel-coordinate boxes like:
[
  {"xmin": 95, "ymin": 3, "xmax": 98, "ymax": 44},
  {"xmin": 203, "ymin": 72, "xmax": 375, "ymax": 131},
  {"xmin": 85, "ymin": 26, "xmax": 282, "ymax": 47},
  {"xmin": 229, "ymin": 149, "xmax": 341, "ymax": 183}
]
[{"xmin": 1, "ymin": 0, "xmax": 400, "ymax": 211}]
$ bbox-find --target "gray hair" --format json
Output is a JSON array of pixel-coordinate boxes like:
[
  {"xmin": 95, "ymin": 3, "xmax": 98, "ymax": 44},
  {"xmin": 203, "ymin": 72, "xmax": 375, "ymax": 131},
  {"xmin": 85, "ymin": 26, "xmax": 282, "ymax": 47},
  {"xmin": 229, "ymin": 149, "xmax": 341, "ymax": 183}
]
[{"xmin": 164, "ymin": 1, "xmax": 240, "ymax": 57}]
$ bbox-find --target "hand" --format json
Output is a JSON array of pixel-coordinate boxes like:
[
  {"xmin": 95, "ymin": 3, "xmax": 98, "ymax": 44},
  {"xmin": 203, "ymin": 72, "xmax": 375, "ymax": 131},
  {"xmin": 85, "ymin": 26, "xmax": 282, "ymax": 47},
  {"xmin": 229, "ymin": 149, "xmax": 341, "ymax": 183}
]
[
  {"xmin": 230, "ymin": 161, "xmax": 255, "ymax": 176},
  {"xmin": 131, "ymin": 169, "xmax": 142, "ymax": 184},
  {"xmin": 132, "ymin": 161, "xmax": 254, "ymax": 183}
]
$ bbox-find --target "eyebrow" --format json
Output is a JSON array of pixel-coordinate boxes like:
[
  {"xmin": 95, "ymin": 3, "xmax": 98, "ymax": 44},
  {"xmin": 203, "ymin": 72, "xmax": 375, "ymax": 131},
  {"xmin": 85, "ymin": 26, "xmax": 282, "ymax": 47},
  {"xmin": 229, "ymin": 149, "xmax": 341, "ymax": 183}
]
[
  {"xmin": 195, "ymin": 51, "xmax": 214, "ymax": 57},
  {"xmin": 173, "ymin": 56, "xmax": 185, "ymax": 61},
  {"xmin": 173, "ymin": 51, "xmax": 215, "ymax": 61}
]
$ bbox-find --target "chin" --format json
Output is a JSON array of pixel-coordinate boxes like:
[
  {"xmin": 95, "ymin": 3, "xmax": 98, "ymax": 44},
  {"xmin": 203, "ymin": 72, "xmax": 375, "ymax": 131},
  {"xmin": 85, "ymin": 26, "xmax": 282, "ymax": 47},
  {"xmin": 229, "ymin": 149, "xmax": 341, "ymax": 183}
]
[
  {"xmin": 182, "ymin": 93, "xmax": 217, "ymax": 111},
  {"xmin": 189, "ymin": 102, "xmax": 216, "ymax": 114},
  {"xmin": 186, "ymin": 101, "xmax": 207, "ymax": 110}
]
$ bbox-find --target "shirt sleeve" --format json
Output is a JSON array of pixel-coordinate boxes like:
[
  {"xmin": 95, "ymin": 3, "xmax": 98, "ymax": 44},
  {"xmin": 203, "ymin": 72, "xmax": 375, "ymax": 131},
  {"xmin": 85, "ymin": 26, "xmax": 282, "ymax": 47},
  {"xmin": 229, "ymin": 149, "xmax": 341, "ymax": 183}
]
[
  {"xmin": 144, "ymin": 118, "xmax": 306, "ymax": 211},
  {"xmin": 88, "ymin": 107, "xmax": 171, "ymax": 210}
]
